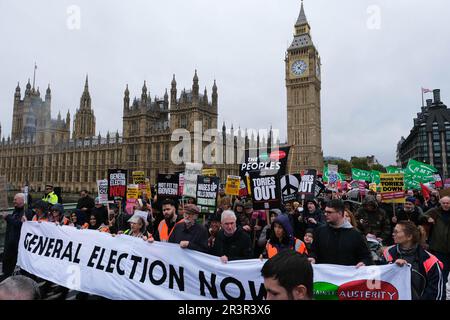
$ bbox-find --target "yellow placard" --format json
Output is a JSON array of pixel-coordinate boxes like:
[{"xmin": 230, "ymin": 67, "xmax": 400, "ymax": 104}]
[
  {"xmin": 225, "ymin": 175, "xmax": 241, "ymax": 196},
  {"xmin": 132, "ymin": 171, "xmax": 145, "ymax": 185},
  {"xmin": 126, "ymin": 184, "xmax": 139, "ymax": 199},
  {"xmin": 145, "ymin": 178, "xmax": 152, "ymax": 198},
  {"xmin": 380, "ymin": 173, "xmax": 405, "ymax": 204},
  {"xmin": 369, "ymin": 183, "xmax": 377, "ymax": 193},
  {"xmin": 202, "ymin": 169, "xmax": 218, "ymax": 177}
]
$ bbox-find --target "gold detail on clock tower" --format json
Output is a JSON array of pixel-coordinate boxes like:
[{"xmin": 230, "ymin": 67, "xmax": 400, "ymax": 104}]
[{"xmin": 286, "ymin": 1, "xmax": 324, "ymax": 173}]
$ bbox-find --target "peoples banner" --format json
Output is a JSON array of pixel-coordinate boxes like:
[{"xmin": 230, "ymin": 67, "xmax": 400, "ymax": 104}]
[
  {"xmin": 351, "ymin": 168, "xmax": 372, "ymax": 182},
  {"xmin": 97, "ymin": 179, "xmax": 109, "ymax": 205},
  {"xmin": 196, "ymin": 176, "xmax": 220, "ymax": 215},
  {"xmin": 183, "ymin": 163, "xmax": 203, "ymax": 198},
  {"xmin": 299, "ymin": 169, "xmax": 316, "ymax": 201},
  {"xmin": 249, "ymin": 171, "xmax": 281, "ymax": 210},
  {"xmin": 0, "ymin": 175, "xmax": 8, "ymax": 210},
  {"xmin": 279, "ymin": 174, "xmax": 300, "ymax": 204},
  {"xmin": 157, "ymin": 174, "xmax": 180, "ymax": 201},
  {"xmin": 240, "ymin": 146, "xmax": 290, "ymax": 207},
  {"xmin": 380, "ymin": 173, "xmax": 405, "ymax": 203},
  {"xmin": 239, "ymin": 146, "xmax": 290, "ymax": 178},
  {"xmin": 18, "ymin": 222, "xmax": 411, "ymax": 300},
  {"xmin": 107, "ymin": 169, "xmax": 127, "ymax": 200},
  {"xmin": 225, "ymin": 175, "xmax": 241, "ymax": 196}
]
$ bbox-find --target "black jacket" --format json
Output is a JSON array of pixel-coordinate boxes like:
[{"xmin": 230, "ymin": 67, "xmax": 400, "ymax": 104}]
[
  {"xmin": 395, "ymin": 207, "xmax": 426, "ymax": 226},
  {"xmin": 211, "ymin": 228, "xmax": 253, "ymax": 260},
  {"xmin": 310, "ymin": 222, "xmax": 373, "ymax": 266},
  {"xmin": 381, "ymin": 245, "xmax": 445, "ymax": 300},
  {"xmin": 4, "ymin": 207, "xmax": 33, "ymax": 255},
  {"xmin": 91, "ymin": 205, "xmax": 109, "ymax": 225},
  {"xmin": 76, "ymin": 196, "xmax": 95, "ymax": 211},
  {"xmin": 168, "ymin": 222, "xmax": 209, "ymax": 253}
]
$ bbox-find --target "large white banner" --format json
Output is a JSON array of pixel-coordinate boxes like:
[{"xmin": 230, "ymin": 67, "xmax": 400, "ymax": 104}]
[{"xmin": 18, "ymin": 222, "xmax": 411, "ymax": 300}]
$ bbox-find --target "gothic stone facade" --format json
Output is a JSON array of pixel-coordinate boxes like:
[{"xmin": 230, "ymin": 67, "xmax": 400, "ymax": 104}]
[{"xmin": 0, "ymin": 72, "xmax": 242, "ymax": 193}]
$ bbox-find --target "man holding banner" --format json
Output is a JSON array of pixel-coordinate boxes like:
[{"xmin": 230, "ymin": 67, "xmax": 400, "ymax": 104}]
[
  {"xmin": 309, "ymin": 200, "xmax": 373, "ymax": 267},
  {"xmin": 169, "ymin": 204, "xmax": 209, "ymax": 253}
]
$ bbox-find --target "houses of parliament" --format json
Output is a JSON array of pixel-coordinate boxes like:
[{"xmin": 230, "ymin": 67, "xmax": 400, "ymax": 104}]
[{"xmin": 0, "ymin": 1, "xmax": 323, "ymax": 193}]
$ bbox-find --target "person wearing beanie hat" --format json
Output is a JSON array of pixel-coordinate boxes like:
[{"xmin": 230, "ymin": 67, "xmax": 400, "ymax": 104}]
[
  {"xmin": 168, "ymin": 204, "xmax": 209, "ymax": 253},
  {"xmin": 300, "ymin": 199, "xmax": 325, "ymax": 237},
  {"xmin": 49, "ymin": 203, "xmax": 69, "ymax": 225},
  {"xmin": 394, "ymin": 196, "xmax": 427, "ymax": 227},
  {"xmin": 355, "ymin": 195, "xmax": 391, "ymax": 243},
  {"xmin": 31, "ymin": 200, "xmax": 49, "ymax": 222}
]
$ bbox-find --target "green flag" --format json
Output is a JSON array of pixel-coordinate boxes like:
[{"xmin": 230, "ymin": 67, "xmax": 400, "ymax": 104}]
[
  {"xmin": 371, "ymin": 170, "xmax": 381, "ymax": 184},
  {"xmin": 405, "ymin": 159, "xmax": 437, "ymax": 183},
  {"xmin": 404, "ymin": 174, "xmax": 422, "ymax": 190},
  {"xmin": 351, "ymin": 168, "xmax": 372, "ymax": 181},
  {"xmin": 386, "ymin": 166, "xmax": 405, "ymax": 174}
]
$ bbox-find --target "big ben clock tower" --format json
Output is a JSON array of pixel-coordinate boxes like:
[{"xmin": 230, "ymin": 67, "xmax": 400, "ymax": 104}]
[{"xmin": 286, "ymin": 1, "xmax": 324, "ymax": 173}]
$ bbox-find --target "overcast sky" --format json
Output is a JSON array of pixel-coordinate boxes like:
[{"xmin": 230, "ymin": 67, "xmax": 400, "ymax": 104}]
[{"xmin": 1, "ymin": 0, "xmax": 449, "ymax": 166}]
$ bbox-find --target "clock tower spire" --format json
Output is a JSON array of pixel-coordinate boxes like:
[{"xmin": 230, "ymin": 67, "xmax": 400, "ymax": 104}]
[{"xmin": 286, "ymin": 0, "xmax": 324, "ymax": 173}]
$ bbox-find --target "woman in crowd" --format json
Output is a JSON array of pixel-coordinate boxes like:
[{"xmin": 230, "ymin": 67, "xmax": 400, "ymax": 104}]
[
  {"xmin": 49, "ymin": 204, "xmax": 70, "ymax": 225},
  {"xmin": 121, "ymin": 214, "xmax": 153, "ymax": 240},
  {"xmin": 344, "ymin": 209, "xmax": 359, "ymax": 230},
  {"xmin": 86, "ymin": 213, "xmax": 110, "ymax": 233},
  {"xmin": 381, "ymin": 220, "xmax": 445, "ymax": 300},
  {"xmin": 69, "ymin": 212, "xmax": 88, "ymax": 229}
]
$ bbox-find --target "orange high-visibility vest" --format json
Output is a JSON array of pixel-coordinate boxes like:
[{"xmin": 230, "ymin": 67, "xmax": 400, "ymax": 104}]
[
  {"xmin": 32, "ymin": 215, "xmax": 48, "ymax": 222},
  {"xmin": 266, "ymin": 238, "xmax": 308, "ymax": 258},
  {"xmin": 158, "ymin": 218, "xmax": 184, "ymax": 242}
]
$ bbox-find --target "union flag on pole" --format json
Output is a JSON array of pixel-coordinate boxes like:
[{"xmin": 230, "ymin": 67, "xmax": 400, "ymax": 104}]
[{"xmin": 422, "ymin": 87, "xmax": 432, "ymax": 93}]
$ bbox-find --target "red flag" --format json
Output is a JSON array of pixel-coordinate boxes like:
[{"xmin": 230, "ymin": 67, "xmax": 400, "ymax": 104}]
[{"xmin": 420, "ymin": 183, "xmax": 430, "ymax": 201}]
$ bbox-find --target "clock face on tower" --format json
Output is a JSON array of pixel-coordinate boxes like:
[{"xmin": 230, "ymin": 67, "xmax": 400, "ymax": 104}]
[{"xmin": 291, "ymin": 60, "xmax": 308, "ymax": 76}]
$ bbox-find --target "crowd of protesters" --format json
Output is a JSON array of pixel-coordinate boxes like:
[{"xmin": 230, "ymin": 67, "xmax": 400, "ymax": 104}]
[{"xmin": 1, "ymin": 182, "xmax": 450, "ymax": 301}]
